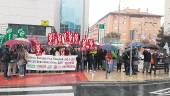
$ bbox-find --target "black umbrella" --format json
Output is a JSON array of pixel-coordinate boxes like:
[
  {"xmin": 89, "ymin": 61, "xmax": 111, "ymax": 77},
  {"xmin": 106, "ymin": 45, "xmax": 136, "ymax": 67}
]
[{"xmin": 143, "ymin": 44, "xmax": 159, "ymax": 49}]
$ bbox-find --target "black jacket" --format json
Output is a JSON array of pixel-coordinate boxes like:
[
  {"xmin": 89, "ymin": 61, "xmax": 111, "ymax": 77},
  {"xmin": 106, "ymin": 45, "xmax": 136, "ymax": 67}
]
[
  {"xmin": 0, "ymin": 48, "xmax": 10, "ymax": 63},
  {"xmin": 143, "ymin": 50, "xmax": 151, "ymax": 62}
]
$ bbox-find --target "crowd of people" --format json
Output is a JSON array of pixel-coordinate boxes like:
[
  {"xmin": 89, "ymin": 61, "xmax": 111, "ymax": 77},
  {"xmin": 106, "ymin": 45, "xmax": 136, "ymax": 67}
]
[
  {"xmin": 0, "ymin": 45, "xmax": 28, "ymax": 80},
  {"xmin": 40, "ymin": 46, "xmax": 118, "ymax": 73},
  {"xmin": 121, "ymin": 48, "xmax": 170, "ymax": 75},
  {"xmin": 0, "ymin": 44, "xmax": 170, "ymax": 80}
]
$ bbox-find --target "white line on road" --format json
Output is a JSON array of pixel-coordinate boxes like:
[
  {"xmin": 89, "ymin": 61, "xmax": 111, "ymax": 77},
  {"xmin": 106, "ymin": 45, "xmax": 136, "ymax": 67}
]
[
  {"xmin": 150, "ymin": 88, "xmax": 170, "ymax": 95},
  {"xmin": 7, "ymin": 93, "xmax": 74, "ymax": 96},
  {"xmin": 0, "ymin": 86, "xmax": 73, "ymax": 92}
]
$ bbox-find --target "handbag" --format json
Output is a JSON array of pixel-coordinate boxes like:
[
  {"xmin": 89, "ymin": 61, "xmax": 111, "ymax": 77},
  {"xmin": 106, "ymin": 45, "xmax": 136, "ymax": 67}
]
[{"xmin": 23, "ymin": 59, "xmax": 27, "ymax": 64}]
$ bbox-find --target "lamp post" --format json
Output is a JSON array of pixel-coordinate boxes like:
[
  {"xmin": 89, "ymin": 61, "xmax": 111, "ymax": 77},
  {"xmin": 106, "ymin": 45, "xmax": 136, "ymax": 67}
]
[
  {"xmin": 118, "ymin": 0, "xmax": 121, "ymax": 34},
  {"xmin": 116, "ymin": 0, "xmax": 121, "ymax": 47}
]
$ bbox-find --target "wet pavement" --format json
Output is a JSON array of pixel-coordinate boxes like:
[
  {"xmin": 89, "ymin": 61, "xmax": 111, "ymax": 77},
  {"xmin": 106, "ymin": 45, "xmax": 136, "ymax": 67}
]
[
  {"xmin": 0, "ymin": 72, "xmax": 87, "ymax": 87},
  {"xmin": 1, "ymin": 71, "xmax": 170, "ymax": 96},
  {"xmin": 84, "ymin": 70, "xmax": 170, "ymax": 82},
  {"xmin": 75, "ymin": 81, "xmax": 170, "ymax": 96},
  {"xmin": 1, "ymin": 80, "xmax": 170, "ymax": 95}
]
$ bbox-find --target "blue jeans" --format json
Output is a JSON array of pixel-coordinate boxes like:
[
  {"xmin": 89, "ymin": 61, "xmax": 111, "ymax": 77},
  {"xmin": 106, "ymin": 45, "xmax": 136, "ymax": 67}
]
[
  {"xmin": 143, "ymin": 62, "xmax": 150, "ymax": 73},
  {"xmin": 18, "ymin": 65, "xmax": 25, "ymax": 76},
  {"xmin": 107, "ymin": 60, "xmax": 113, "ymax": 73},
  {"xmin": 107, "ymin": 64, "xmax": 113, "ymax": 72}
]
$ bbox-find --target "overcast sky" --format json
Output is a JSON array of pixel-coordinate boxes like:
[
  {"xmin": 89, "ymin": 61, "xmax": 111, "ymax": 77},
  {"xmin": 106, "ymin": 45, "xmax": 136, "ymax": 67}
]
[{"xmin": 89, "ymin": 0, "xmax": 165, "ymax": 26}]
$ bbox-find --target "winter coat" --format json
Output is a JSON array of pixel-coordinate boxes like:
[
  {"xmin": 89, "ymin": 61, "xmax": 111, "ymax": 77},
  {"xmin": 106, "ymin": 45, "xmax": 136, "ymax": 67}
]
[
  {"xmin": 17, "ymin": 49, "xmax": 26, "ymax": 65},
  {"xmin": 9, "ymin": 51, "xmax": 17, "ymax": 63},
  {"xmin": 163, "ymin": 53, "xmax": 170, "ymax": 64},
  {"xmin": 143, "ymin": 50, "xmax": 151, "ymax": 62},
  {"xmin": 0, "ymin": 48, "xmax": 10, "ymax": 63}
]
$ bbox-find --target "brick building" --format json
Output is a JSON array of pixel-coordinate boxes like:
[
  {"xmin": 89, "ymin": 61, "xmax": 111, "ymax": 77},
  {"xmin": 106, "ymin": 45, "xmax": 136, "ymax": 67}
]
[{"xmin": 89, "ymin": 8, "xmax": 162, "ymax": 47}]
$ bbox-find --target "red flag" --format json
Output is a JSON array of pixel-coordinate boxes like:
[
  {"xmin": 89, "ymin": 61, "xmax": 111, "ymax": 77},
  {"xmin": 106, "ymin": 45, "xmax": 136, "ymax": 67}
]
[
  {"xmin": 81, "ymin": 39, "xmax": 87, "ymax": 48},
  {"xmin": 63, "ymin": 31, "xmax": 70, "ymax": 42},
  {"xmin": 48, "ymin": 32, "xmax": 56, "ymax": 46},
  {"xmin": 74, "ymin": 33, "xmax": 80, "ymax": 45},
  {"xmin": 35, "ymin": 44, "xmax": 42, "ymax": 56},
  {"xmin": 53, "ymin": 33, "xmax": 58, "ymax": 46},
  {"xmin": 48, "ymin": 33, "xmax": 53, "ymax": 46},
  {"xmin": 88, "ymin": 39, "xmax": 95, "ymax": 49},
  {"xmin": 58, "ymin": 34, "xmax": 63, "ymax": 45},
  {"xmin": 68, "ymin": 32, "xmax": 73, "ymax": 45}
]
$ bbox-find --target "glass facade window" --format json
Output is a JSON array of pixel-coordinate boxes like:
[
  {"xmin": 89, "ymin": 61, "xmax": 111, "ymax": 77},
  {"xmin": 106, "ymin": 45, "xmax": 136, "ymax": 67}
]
[
  {"xmin": 8, "ymin": 24, "xmax": 46, "ymax": 36},
  {"xmin": 60, "ymin": 0, "xmax": 83, "ymax": 33}
]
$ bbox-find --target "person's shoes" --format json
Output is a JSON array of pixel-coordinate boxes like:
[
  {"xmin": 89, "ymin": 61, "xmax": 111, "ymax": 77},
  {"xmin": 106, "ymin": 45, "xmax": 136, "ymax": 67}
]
[
  {"xmin": 19, "ymin": 76, "xmax": 25, "ymax": 78},
  {"xmin": 4, "ymin": 77, "xmax": 11, "ymax": 80},
  {"xmin": 126, "ymin": 73, "xmax": 130, "ymax": 75}
]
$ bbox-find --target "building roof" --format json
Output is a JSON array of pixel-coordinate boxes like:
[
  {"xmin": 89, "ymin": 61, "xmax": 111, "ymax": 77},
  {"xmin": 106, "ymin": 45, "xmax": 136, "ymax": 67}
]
[{"xmin": 96, "ymin": 8, "xmax": 163, "ymax": 25}]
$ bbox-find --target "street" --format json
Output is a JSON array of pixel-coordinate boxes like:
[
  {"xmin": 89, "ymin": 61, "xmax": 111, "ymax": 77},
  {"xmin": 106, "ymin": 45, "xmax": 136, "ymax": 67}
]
[
  {"xmin": 1, "ymin": 81, "xmax": 170, "ymax": 96},
  {"xmin": 75, "ymin": 81, "xmax": 170, "ymax": 96}
]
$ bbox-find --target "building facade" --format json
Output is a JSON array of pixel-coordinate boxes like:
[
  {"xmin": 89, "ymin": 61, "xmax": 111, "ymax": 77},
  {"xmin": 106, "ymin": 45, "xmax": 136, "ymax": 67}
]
[
  {"xmin": 60, "ymin": 0, "xmax": 89, "ymax": 39},
  {"xmin": 0, "ymin": 0, "xmax": 89, "ymax": 40},
  {"xmin": 164, "ymin": 0, "xmax": 170, "ymax": 36},
  {"xmin": 89, "ymin": 8, "xmax": 162, "ymax": 47}
]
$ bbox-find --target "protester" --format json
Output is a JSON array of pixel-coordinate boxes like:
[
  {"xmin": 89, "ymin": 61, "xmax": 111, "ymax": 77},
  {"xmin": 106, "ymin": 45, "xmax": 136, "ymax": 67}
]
[
  {"xmin": 142, "ymin": 49, "xmax": 151, "ymax": 73},
  {"xmin": 105, "ymin": 51, "xmax": 113, "ymax": 74},
  {"xmin": 54, "ymin": 50, "xmax": 59, "ymax": 56},
  {"xmin": 117, "ymin": 50, "xmax": 122, "ymax": 72},
  {"xmin": 90, "ymin": 49, "xmax": 97, "ymax": 71},
  {"xmin": 76, "ymin": 48, "xmax": 82, "ymax": 71},
  {"xmin": 101, "ymin": 50, "xmax": 107, "ymax": 70},
  {"xmin": 17, "ymin": 47, "xmax": 27, "ymax": 78},
  {"xmin": 122, "ymin": 50, "xmax": 130, "ymax": 75},
  {"xmin": 8, "ymin": 47, "xmax": 17, "ymax": 77},
  {"xmin": 163, "ymin": 49, "xmax": 170, "ymax": 74},
  {"xmin": 0, "ymin": 46, "xmax": 10, "ymax": 80},
  {"xmin": 50, "ymin": 48, "xmax": 55, "ymax": 56},
  {"xmin": 132, "ymin": 48, "xmax": 139, "ymax": 75},
  {"xmin": 42, "ymin": 48, "xmax": 47, "ymax": 55}
]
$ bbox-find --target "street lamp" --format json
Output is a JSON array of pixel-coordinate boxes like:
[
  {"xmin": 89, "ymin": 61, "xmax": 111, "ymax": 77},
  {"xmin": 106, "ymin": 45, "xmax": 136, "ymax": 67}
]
[
  {"xmin": 116, "ymin": 0, "xmax": 121, "ymax": 47},
  {"xmin": 118, "ymin": 0, "xmax": 121, "ymax": 34}
]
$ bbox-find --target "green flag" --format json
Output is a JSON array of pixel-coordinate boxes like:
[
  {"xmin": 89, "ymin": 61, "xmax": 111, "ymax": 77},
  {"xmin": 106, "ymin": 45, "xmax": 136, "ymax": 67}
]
[
  {"xmin": 6, "ymin": 28, "xmax": 13, "ymax": 40},
  {"xmin": 17, "ymin": 28, "xmax": 26, "ymax": 38},
  {"xmin": 5, "ymin": 33, "xmax": 13, "ymax": 40},
  {"xmin": 0, "ymin": 34, "xmax": 5, "ymax": 45},
  {"xmin": 6, "ymin": 28, "xmax": 13, "ymax": 34}
]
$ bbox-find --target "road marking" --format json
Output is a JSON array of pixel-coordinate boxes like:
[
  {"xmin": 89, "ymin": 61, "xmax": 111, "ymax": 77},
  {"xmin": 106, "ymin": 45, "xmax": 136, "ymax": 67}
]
[
  {"xmin": 8, "ymin": 93, "xmax": 74, "ymax": 96},
  {"xmin": 0, "ymin": 86, "xmax": 74, "ymax": 96},
  {"xmin": 0, "ymin": 86, "xmax": 72, "ymax": 92},
  {"xmin": 150, "ymin": 88, "xmax": 170, "ymax": 95}
]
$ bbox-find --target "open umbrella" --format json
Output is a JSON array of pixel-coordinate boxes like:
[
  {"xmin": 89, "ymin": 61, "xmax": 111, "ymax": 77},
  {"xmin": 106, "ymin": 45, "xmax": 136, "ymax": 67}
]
[
  {"xmin": 143, "ymin": 44, "xmax": 159, "ymax": 49},
  {"xmin": 15, "ymin": 38, "xmax": 30, "ymax": 43},
  {"xmin": 102, "ymin": 43, "xmax": 118, "ymax": 51},
  {"xmin": 28, "ymin": 38, "xmax": 39, "ymax": 48},
  {"xmin": 128, "ymin": 42, "xmax": 144, "ymax": 47},
  {"xmin": 4, "ymin": 40, "xmax": 31, "ymax": 48}
]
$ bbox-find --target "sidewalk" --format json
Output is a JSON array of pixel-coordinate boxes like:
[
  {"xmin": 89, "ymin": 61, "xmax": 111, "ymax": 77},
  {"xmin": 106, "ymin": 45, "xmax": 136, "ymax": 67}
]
[
  {"xmin": 0, "ymin": 70, "xmax": 170, "ymax": 87},
  {"xmin": 84, "ymin": 70, "xmax": 170, "ymax": 82},
  {"xmin": 0, "ymin": 72, "xmax": 87, "ymax": 87}
]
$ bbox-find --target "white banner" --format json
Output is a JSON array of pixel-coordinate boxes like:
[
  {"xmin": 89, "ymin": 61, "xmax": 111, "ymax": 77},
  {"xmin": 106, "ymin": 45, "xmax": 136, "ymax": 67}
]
[{"xmin": 26, "ymin": 54, "xmax": 77, "ymax": 71}]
